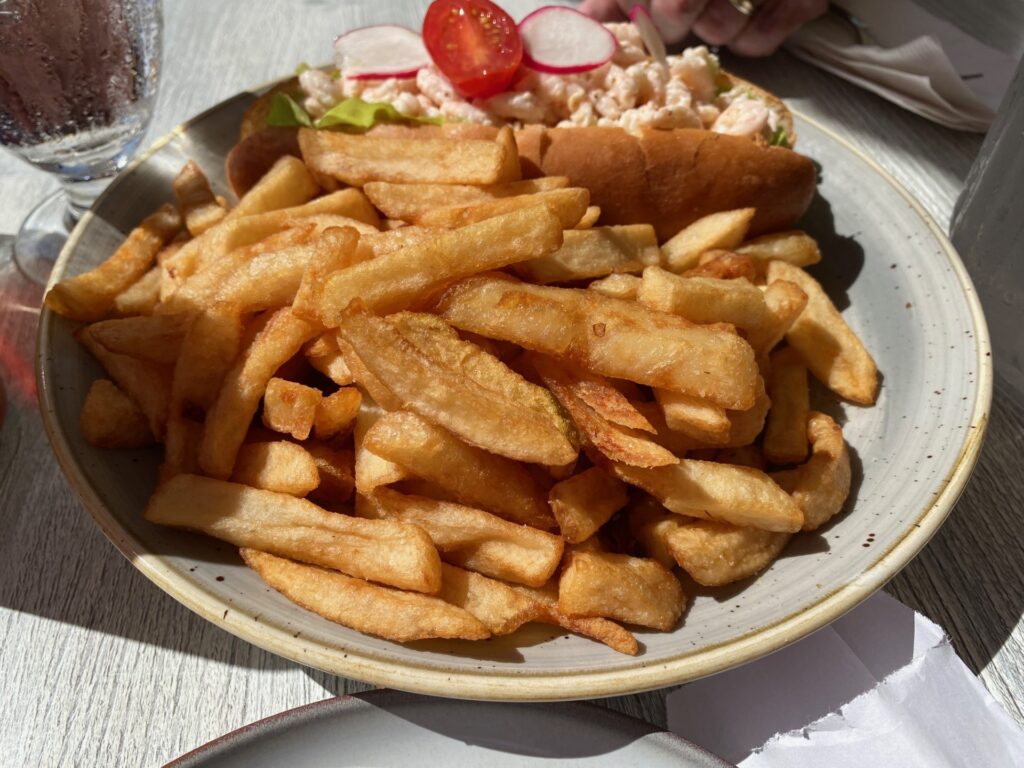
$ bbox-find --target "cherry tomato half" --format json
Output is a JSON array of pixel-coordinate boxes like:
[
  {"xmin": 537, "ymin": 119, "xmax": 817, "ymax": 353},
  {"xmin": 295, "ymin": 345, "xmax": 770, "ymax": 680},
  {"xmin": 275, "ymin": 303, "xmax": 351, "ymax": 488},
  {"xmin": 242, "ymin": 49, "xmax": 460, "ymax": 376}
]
[{"xmin": 422, "ymin": 0, "xmax": 523, "ymax": 100}]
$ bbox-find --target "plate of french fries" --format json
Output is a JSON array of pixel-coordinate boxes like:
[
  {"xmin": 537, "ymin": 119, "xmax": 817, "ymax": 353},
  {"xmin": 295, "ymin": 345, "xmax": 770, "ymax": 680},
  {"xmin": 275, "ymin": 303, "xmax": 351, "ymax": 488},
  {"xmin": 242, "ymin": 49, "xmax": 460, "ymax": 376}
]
[{"xmin": 37, "ymin": 87, "xmax": 991, "ymax": 700}]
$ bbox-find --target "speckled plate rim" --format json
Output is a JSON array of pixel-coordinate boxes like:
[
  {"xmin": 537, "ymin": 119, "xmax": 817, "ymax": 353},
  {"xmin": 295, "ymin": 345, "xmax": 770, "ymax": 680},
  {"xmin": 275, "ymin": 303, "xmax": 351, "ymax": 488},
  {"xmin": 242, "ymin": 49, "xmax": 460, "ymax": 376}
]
[{"xmin": 37, "ymin": 86, "xmax": 993, "ymax": 701}]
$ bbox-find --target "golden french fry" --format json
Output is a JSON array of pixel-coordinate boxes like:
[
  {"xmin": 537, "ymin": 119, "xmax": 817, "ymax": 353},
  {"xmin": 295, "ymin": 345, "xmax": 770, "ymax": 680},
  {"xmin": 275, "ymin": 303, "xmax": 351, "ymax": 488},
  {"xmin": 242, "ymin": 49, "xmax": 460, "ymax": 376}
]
[
  {"xmin": 764, "ymin": 346, "xmax": 810, "ymax": 464},
  {"xmin": 87, "ymin": 314, "xmax": 190, "ymax": 366},
  {"xmin": 199, "ymin": 308, "xmax": 318, "ymax": 479},
  {"xmin": 747, "ymin": 278, "xmax": 808, "ymax": 360},
  {"xmin": 737, "ymin": 230, "xmax": 821, "ymax": 273},
  {"xmin": 226, "ymin": 155, "xmax": 318, "ymax": 220},
  {"xmin": 653, "ymin": 389, "xmax": 730, "ymax": 443},
  {"xmin": 146, "ymin": 474, "xmax": 441, "ymax": 592},
  {"xmin": 549, "ymin": 467, "xmax": 629, "ymax": 544},
  {"xmin": 638, "ymin": 266, "xmax": 768, "ymax": 334},
  {"xmin": 513, "ymin": 225, "xmax": 659, "ymax": 284},
  {"xmin": 232, "ymin": 441, "xmax": 320, "ymax": 496},
  {"xmin": 46, "ymin": 204, "xmax": 182, "ymax": 321},
  {"xmin": 437, "ymin": 275, "xmax": 759, "ymax": 409},
  {"xmin": 304, "ymin": 334, "xmax": 355, "ymax": 386},
  {"xmin": 661, "ymin": 208, "xmax": 755, "ymax": 272},
  {"xmin": 511, "ymin": 582, "xmax": 638, "ymax": 655},
  {"xmin": 768, "ymin": 262, "xmax": 878, "ymax": 404},
  {"xmin": 159, "ymin": 416, "xmax": 204, "ymax": 483},
  {"xmin": 314, "ymin": 387, "xmax": 361, "ymax": 440},
  {"xmin": 364, "ymin": 411, "xmax": 555, "ymax": 529},
  {"xmin": 79, "ymin": 379, "xmax": 155, "ymax": 448},
  {"xmin": 262, "ymin": 377, "xmax": 323, "ymax": 440},
  {"xmin": 588, "ymin": 273, "xmax": 641, "ymax": 300},
  {"xmin": 241, "ymin": 549, "xmax": 488, "ymax": 642},
  {"xmin": 113, "ymin": 265, "xmax": 162, "ymax": 316},
  {"xmin": 284, "ymin": 213, "xmax": 379, "ymax": 235},
  {"xmin": 688, "ymin": 251, "xmax": 757, "ymax": 282},
  {"xmin": 558, "ymin": 551, "xmax": 685, "ymax": 631},
  {"xmin": 306, "ymin": 442, "xmax": 355, "ymax": 508},
  {"xmin": 353, "ymin": 396, "xmax": 408, "ymax": 494},
  {"xmin": 364, "ymin": 177, "xmax": 570, "ymax": 222},
  {"xmin": 575, "ymin": 205, "xmax": 601, "ymax": 229},
  {"xmin": 298, "ymin": 126, "xmax": 519, "ymax": 186},
  {"xmin": 173, "ymin": 160, "xmax": 226, "ymax": 236},
  {"xmin": 791, "ymin": 411, "xmax": 851, "ymax": 531},
  {"xmin": 359, "ymin": 488, "xmax": 564, "ymax": 587},
  {"xmin": 538, "ymin": 359, "xmax": 653, "ymax": 433},
  {"xmin": 415, "ymin": 188, "xmax": 590, "ymax": 231},
  {"xmin": 307, "ymin": 206, "xmax": 563, "ymax": 323},
  {"xmin": 609, "ymin": 458, "xmax": 804, "ymax": 533},
  {"xmin": 169, "ymin": 306, "xmax": 244, "ymax": 423},
  {"xmin": 356, "ymin": 225, "xmax": 434, "ymax": 260},
  {"xmin": 437, "ymin": 563, "xmax": 541, "ymax": 635},
  {"xmin": 338, "ymin": 309, "xmax": 576, "ymax": 466}
]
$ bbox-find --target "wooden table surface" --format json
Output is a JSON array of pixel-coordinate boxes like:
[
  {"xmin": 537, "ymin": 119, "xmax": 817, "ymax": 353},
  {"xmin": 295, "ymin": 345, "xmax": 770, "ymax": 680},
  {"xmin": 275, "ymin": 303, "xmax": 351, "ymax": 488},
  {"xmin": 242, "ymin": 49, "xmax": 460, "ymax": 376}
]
[{"xmin": 1, "ymin": 1, "xmax": 1022, "ymax": 765}]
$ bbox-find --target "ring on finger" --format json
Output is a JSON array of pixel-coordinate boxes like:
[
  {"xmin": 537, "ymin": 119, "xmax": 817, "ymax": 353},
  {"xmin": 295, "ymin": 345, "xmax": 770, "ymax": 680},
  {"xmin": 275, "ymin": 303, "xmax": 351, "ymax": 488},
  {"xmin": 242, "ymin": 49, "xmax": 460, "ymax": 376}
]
[{"xmin": 726, "ymin": 0, "xmax": 757, "ymax": 16}]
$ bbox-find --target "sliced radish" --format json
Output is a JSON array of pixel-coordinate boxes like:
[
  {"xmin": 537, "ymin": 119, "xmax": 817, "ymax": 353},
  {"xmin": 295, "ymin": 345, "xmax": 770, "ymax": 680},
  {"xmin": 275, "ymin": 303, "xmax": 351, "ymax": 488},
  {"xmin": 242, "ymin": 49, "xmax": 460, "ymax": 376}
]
[
  {"xmin": 519, "ymin": 7, "xmax": 617, "ymax": 75},
  {"xmin": 334, "ymin": 25, "xmax": 431, "ymax": 80}
]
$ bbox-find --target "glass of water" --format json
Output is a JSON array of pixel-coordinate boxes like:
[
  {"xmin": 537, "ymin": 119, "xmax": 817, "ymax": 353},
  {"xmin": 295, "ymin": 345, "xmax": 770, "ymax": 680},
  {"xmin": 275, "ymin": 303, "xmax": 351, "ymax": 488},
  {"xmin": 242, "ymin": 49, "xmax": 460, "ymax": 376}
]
[{"xmin": 0, "ymin": 0, "xmax": 162, "ymax": 284}]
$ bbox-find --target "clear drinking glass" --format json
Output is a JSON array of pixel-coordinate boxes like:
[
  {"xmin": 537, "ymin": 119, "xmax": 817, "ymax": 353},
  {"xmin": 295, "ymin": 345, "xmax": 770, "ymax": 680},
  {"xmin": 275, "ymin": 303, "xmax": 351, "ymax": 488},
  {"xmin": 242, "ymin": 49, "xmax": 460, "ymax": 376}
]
[{"xmin": 0, "ymin": 0, "xmax": 162, "ymax": 284}]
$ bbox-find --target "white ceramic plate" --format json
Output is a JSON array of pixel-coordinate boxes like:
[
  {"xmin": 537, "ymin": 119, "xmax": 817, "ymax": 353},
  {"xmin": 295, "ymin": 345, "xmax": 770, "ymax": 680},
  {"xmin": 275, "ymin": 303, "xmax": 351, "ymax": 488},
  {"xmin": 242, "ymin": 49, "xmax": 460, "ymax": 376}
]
[
  {"xmin": 164, "ymin": 690, "xmax": 732, "ymax": 767},
  {"xmin": 38, "ymin": 89, "xmax": 992, "ymax": 700}
]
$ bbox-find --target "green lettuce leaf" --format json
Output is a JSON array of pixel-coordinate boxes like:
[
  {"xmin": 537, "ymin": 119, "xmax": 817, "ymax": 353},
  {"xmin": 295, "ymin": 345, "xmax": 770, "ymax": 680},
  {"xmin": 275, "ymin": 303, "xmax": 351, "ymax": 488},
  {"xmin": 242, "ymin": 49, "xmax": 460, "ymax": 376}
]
[
  {"xmin": 769, "ymin": 126, "xmax": 790, "ymax": 148},
  {"xmin": 267, "ymin": 92, "xmax": 313, "ymax": 128},
  {"xmin": 265, "ymin": 92, "xmax": 443, "ymax": 132}
]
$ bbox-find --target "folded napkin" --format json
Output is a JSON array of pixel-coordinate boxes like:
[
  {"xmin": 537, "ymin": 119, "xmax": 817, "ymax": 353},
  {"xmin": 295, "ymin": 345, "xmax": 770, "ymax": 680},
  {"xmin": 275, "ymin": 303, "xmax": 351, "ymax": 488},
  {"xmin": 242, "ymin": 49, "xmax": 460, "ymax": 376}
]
[
  {"xmin": 666, "ymin": 591, "xmax": 1024, "ymax": 766},
  {"xmin": 784, "ymin": 0, "xmax": 1016, "ymax": 132}
]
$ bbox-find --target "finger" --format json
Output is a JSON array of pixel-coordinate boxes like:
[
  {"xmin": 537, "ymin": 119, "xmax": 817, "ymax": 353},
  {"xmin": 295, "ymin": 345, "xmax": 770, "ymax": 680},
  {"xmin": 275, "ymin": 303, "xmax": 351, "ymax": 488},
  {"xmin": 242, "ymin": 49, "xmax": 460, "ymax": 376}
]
[
  {"xmin": 692, "ymin": 0, "xmax": 750, "ymax": 46},
  {"xmin": 729, "ymin": 0, "xmax": 828, "ymax": 57},
  {"xmin": 579, "ymin": 0, "xmax": 629, "ymax": 22},
  {"xmin": 651, "ymin": 0, "xmax": 713, "ymax": 44}
]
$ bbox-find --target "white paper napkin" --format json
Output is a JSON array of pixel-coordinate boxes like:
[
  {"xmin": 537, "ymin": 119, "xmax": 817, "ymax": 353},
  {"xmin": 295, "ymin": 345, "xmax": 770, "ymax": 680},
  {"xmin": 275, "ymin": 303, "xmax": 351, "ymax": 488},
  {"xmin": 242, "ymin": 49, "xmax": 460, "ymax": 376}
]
[
  {"xmin": 784, "ymin": 0, "xmax": 1016, "ymax": 132},
  {"xmin": 667, "ymin": 591, "xmax": 1024, "ymax": 766}
]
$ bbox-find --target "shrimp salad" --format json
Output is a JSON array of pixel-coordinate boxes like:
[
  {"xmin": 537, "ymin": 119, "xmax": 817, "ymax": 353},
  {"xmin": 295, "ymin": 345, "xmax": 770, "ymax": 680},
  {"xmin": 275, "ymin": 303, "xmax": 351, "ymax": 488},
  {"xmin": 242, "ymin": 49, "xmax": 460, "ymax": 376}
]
[{"xmin": 299, "ymin": 23, "xmax": 785, "ymax": 143}]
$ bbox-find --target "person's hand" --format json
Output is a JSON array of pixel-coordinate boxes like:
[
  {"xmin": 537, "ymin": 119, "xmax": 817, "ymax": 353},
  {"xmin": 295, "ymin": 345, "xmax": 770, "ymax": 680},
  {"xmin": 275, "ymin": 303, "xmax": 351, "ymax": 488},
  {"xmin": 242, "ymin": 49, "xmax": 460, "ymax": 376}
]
[{"xmin": 578, "ymin": 0, "xmax": 828, "ymax": 57}]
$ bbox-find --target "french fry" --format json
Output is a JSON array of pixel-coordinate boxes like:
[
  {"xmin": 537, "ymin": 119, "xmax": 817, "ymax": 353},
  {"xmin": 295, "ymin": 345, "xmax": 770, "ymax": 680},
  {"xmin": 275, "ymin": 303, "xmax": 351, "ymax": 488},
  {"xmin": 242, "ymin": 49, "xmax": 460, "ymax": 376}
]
[
  {"xmin": 169, "ymin": 306, "xmax": 244, "ymax": 421},
  {"xmin": 437, "ymin": 275, "xmax": 759, "ymax": 409},
  {"xmin": 549, "ymin": 467, "xmax": 629, "ymax": 544},
  {"xmin": 558, "ymin": 551, "xmax": 685, "ymax": 631},
  {"xmin": 763, "ymin": 346, "xmax": 810, "ymax": 464},
  {"xmin": 790, "ymin": 411, "xmax": 851, "ymax": 531},
  {"xmin": 46, "ymin": 204, "xmax": 182, "ymax": 321},
  {"xmin": 537, "ymin": 359, "xmax": 653, "ymax": 433},
  {"xmin": 638, "ymin": 266, "xmax": 768, "ymax": 334},
  {"xmin": 747, "ymin": 278, "xmax": 808, "ymax": 360},
  {"xmin": 575, "ymin": 205, "xmax": 601, "ymax": 229},
  {"xmin": 304, "ymin": 334, "xmax": 355, "ymax": 386},
  {"xmin": 172, "ymin": 160, "xmax": 227, "ymax": 236},
  {"xmin": 661, "ymin": 208, "xmax": 754, "ymax": 272},
  {"xmin": 415, "ymin": 187, "xmax": 590, "ymax": 231},
  {"xmin": 225, "ymin": 155, "xmax": 318, "ymax": 220},
  {"xmin": 355, "ymin": 225, "xmax": 435, "ymax": 260},
  {"xmin": 199, "ymin": 308, "xmax": 318, "ymax": 479},
  {"xmin": 232, "ymin": 441, "xmax": 320, "ymax": 496},
  {"xmin": 511, "ymin": 582, "xmax": 638, "ymax": 655},
  {"xmin": 688, "ymin": 250, "xmax": 757, "ymax": 282},
  {"xmin": 363, "ymin": 411, "xmax": 555, "ymax": 529},
  {"xmin": 79, "ymin": 379, "xmax": 155, "ymax": 448},
  {"xmin": 353, "ymin": 396, "xmax": 408, "ymax": 493},
  {"xmin": 358, "ymin": 488, "xmax": 564, "ymax": 586},
  {"xmin": 313, "ymin": 387, "xmax": 361, "ymax": 440},
  {"xmin": 298, "ymin": 126, "xmax": 519, "ymax": 186},
  {"xmin": 513, "ymin": 225, "xmax": 659, "ymax": 284},
  {"xmin": 262, "ymin": 378, "xmax": 323, "ymax": 440},
  {"xmin": 159, "ymin": 416, "xmax": 204, "ymax": 483},
  {"xmin": 146, "ymin": 474, "xmax": 441, "ymax": 592},
  {"xmin": 437, "ymin": 563, "xmax": 541, "ymax": 635},
  {"xmin": 242, "ymin": 549, "xmax": 488, "ymax": 642},
  {"xmin": 364, "ymin": 177, "xmax": 570, "ymax": 222},
  {"xmin": 588, "ymin": 273, "xmax": 641, "ymax": 300},
  {"xmin": 767, "ymin": 262, "xmax": 879, "ymax": 404},
  {"xmin": 338, "ymin": 309, "xmax": 576, "ymax": 465},
  {"xmin": 653, "ymin": 389, "xmax": 730, "ymax": 443},
  {"xmin": 609, "ymin": 458, "xmax": 804, "ymax": 533},
  {"xmin": 737, "ymin": 230, "xmax": 821, "ymax": 273},
  {"xmin": 306, "ymin": 442, "xmax": 355, "ymax": 507},
  {"xmin": 285, "ymin": 213, "xmax": 379, "ymax": 235},
  {"xmin": 87, "ymin": 314, "xmax": 190, "ymax": 366},
  {"xmin": 113, "ymin": 265, "xmax": 162, "ymax": 316},
  {"xmin": 306, "ymin": 206, "xmax": 563, "ymax": 323}
]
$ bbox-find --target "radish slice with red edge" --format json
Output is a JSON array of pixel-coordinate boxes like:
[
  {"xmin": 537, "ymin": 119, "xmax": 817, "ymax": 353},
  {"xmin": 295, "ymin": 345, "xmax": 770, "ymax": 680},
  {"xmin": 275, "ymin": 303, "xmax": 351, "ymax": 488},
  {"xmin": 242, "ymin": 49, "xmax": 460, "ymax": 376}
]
[
  {"xmin": 519, "ymin": 7, "xmax": 617, "ymax": 75},
  {"xmin": 334, "ymin": 25, "xmax": 431, "ymax": 80}
]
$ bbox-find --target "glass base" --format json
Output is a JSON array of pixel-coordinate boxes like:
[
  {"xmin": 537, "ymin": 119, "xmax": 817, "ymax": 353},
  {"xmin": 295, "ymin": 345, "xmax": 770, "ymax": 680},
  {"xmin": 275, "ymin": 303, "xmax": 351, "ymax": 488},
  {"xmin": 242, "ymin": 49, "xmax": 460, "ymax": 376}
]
[{"xmin": 13, "ymin": 189, "xmax": 72, "ymax": 286}]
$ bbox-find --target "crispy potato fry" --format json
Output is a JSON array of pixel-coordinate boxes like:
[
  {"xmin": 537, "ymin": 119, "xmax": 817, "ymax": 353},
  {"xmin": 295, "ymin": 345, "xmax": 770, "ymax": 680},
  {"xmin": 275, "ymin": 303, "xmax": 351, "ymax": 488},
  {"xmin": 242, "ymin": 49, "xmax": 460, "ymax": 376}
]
[
  {"xmin": 437, "ymin": 563, "xmax": 541, "ymax": 635},
  {"xmin": 737, "ymin": 230, "xmax": 821, "ymax": 273},
  {"xmin": 79, "ymin": 379, "xmax": 155, "ymax": 448},
  {"xmin": 638, "ymin": 267, "xmax": 768, "ymax": 335},
  {"xmin": 539, "ymin": 360, "xmax": 653, "ymax": 433},
  {"xmin": 767, "ymin": 262, "xmax": 879, "ymax": 404},
  {"xmin": 232, "ymin": 440, "xmax": 320, "ymax": 496},
  {"xmin": 173, "ymin": 160, "xmax": 227, "ymax": 236},
  {"xmin": 160, "ymin": 416, "xmax": 204, "ymax": 483},
  {"xmin": 314, "ymin": 387, "xmax": 361, "ymax": 440},
  {"xmin": 549, "ymin": 467, "xmax": 629, "ymax": 544},
  {"xmin": 629, "ymin": 400, "xmax": 696, "ymax": 457},
  {"xmin": 200, "ymin": 308, "xmax": 318, "ymax": 479},
  {"xmin": 364, "ymin": 177, "xmax": 570, "ymax": 222},
  {"xmin": 307, "ymin": 206, "xmax": 563, "ymax": 323},
  {"xmin": 113, "ymin": 265, "xmax": 162, "ymax": 316},
  {"xmin": 87, "ymin": 314, "xmax": 190, "ymax": 366},
  {"xmin": 147, "ymin": 474, "xmax": 441, "ymax": 592},
  {"xmin": 438, "ymin": 275, "xmax": 758, "ymax": 409},
  {"xmin": 790, "ymin": 411, "xmax": 851, "ymax": 531},
  {"xmin": 46, "ymin": 204, "xmax": 182, "ymax": 321},
  {"xmin": 661, "ymin": 208, "xmax": 754, "ymax": 272},
  {"xmin": 287, "ymin": 213, "xmax": 379, "ymax": 236},
  {"xmin": 513, "ymin": 225, "xmax": 659, "ymax": 284},
  {"xmin": 304, "ymin": 334, "xmax": 355, "ymax": 386},
  {"xmin": 609, "ymin": 458, "xmax": 804, "ymax": 532},
  {"xmin": 359, "ymin": 488, "xmax": 564, "ymax": 586},
  {"xmin": 306, "ymin": 442, "xmax": 355, "ymax": 507},
  {"xmin": 169, "ymin": 306, "xmax": 244, "ymax": 422},
  {"xmin": 533, "ymin": 355, "xmax": 677, "ymax": 468},
  {"xmin": 338, "ymin": 337, "xmax": 403, "ymax": 411},
  {"xmin": 688, "ymin": 251, "xmax": 757, "ymax": 282},
  {"xmin": 559, "ymin": 551, "xmax": 685, "ymax": 631},
  {"xmin": 588, "ymin": 273, "xmax": 641, "ymax": 300},
  {"xmin": 355, "ymin": 225, "xmax": 434, "ymax": 260},
  {"xmin": 299, "ymin": 126, "xmax": 519, "ymax": 186},
  {"xmin": 575, "ymin": 205, "xmax": 601, "ymax": 229},
  {"xmin": 747, "ymin": 278, "xmax": 808, "ymax": 360},
  {"xmin": 338, "ymin": 309, "xmax": 576, "ymax": 465},
  {"xmin": 764, "ymin": 347, "xmax": 810, "ymax": 464},
  {"xmin": 511, "ymin": 582, "xmax": 638, "ymax": 655},
  {"xmin": 653, "ymin": 388, "xmax": 730, "ymax": 443},
  {"xmin": 262, "ymin": 378, "xmax": 323, "ymax": 440},
  {"xmin": 76, "ymin": 327, "xmax": 172, "ymax": 439},
  {"xmin": 353, "ymin": 397, "xmax": 408, "ymax": 493},
  {"xmin": 242, "ymin": 549, "xmax": 488, "ymax": 642},
  {"xmin": 226, "ymin": 155, "xmax": 318, "ymax": 220},
  {"xmin": 364, "ymin": 411, "xmax": 554, "ymax": 529},
  {"xmin": 416, "ymin": 188, "xmax": 590, "ymax": 231}
]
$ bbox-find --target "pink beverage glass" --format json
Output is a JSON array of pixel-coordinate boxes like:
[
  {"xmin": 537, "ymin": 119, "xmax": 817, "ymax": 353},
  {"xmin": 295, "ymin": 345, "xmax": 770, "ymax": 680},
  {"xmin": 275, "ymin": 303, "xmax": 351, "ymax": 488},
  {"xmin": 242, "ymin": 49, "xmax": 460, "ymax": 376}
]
[{"xmin": 0, "ymin": 0, "xmax": 162, "ymax": 284}]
